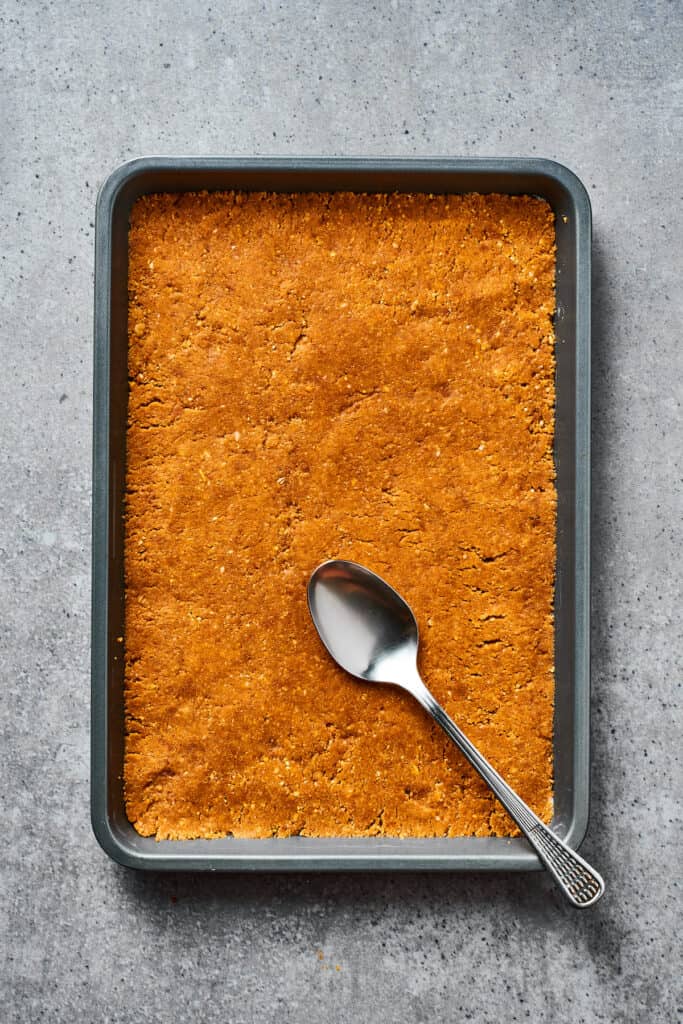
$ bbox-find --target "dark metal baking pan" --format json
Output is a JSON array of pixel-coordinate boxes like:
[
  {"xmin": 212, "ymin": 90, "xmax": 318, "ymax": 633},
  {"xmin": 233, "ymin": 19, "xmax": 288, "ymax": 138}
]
[{"xmin": 92, "ymin": 157, "xmax": 591, "ymax": 870}]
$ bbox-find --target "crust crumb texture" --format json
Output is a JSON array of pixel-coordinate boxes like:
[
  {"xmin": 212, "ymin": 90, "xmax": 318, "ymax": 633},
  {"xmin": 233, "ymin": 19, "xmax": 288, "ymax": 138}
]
[{"xmin": 124, "ymin": 190, "xmax": 556, "ymax": 840}]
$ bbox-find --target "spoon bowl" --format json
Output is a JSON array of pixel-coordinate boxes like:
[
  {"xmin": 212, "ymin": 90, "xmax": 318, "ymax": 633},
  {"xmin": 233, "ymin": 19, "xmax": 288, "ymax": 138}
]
[
  {"xmin": 307, "ymin": 559, "xmax": 421, "ymax": 687},
  {"xmin": 308, "ymin": 558, "xmax": 605, "ymax": 908}
]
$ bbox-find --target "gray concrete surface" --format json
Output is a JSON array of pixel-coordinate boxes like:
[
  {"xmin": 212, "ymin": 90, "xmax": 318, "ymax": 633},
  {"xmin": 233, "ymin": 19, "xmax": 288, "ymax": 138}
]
[{"xmin": 2, "ymin": 1, "xmax": 681, "ymax": 1021}]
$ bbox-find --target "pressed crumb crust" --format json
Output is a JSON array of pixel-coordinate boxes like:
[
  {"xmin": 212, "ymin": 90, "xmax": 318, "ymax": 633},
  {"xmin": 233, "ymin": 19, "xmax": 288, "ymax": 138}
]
[{"xmin": 124, "ymin": 190, "xmax": 556, "ymax": 840}]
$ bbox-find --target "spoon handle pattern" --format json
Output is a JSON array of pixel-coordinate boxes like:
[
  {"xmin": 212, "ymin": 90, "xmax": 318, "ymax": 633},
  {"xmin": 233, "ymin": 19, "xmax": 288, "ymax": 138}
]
[{"xmin": 418, "ymin": 686, "xmax": 604, "ymax": 908}]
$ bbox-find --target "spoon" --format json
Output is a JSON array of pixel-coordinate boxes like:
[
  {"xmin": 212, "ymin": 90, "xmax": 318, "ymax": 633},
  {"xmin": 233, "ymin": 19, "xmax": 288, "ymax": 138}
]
[{"xmin": 307, "ymin": 559, "xmax": 604, "ymax": 908}]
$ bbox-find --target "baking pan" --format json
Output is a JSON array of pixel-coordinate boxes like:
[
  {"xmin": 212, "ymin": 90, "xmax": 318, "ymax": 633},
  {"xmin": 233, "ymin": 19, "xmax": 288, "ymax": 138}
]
[{"xmin": 92, "ymin": 157, "xmax": 591, "ymax": 870}]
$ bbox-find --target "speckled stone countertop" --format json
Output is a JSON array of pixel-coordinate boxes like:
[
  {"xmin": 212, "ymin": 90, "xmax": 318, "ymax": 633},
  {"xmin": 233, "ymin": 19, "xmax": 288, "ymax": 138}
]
[{"xmin": 2, "ymin": 2, "xmax": 680, "ymax": 1021}]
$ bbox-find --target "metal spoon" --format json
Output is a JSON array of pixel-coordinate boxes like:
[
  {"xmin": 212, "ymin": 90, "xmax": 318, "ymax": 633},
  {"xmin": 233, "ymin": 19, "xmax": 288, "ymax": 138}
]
[{"xmin": 307, "ymin": 559, "xmax": 604, "ymax": 908}]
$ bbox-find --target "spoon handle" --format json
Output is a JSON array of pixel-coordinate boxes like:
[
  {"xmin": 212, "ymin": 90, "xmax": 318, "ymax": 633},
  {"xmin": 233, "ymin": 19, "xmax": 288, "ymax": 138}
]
[{"xmin": 415, "ymin": 686, "xmax": 604, "ymax": 907}]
